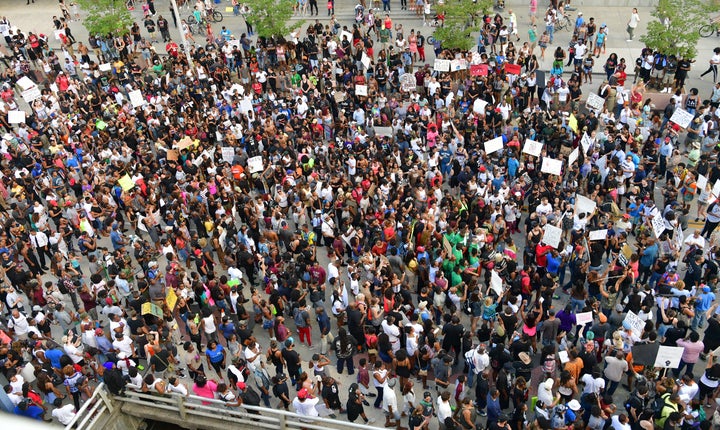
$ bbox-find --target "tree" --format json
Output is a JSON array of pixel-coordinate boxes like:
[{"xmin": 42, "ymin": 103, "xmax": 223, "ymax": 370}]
[
  {"xmin": 243, "ymin": 0, "xmax": 304, "ymax": 39},
  {"xmin": 75, "ymin": 0, "xmax": 134, "ymax": 36},
  {"xmin": 431, "ymin": 0, "xmax": 493, "ymax": 51},
  {"xmin": 640, "ymin": 0, "xmax": 720, "ymax": 59}
]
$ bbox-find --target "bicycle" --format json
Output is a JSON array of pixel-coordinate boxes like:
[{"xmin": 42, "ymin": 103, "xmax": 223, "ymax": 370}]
[
  {"xmin": 187, "ymin": 9, "xmax": 223, "ymax": 25},
  {"xmin": 554, "ymin": 13, "xmax": 572, "ymax": 32},
  {"xmin": 699, "ymin": 17, "xmax": 720, "ymax": 37}
]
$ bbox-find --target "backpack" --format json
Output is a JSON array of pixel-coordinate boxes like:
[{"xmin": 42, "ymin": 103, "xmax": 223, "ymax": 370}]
[
  {"xmin": 652, "ymin": 393, "xmax": 672, "ymax": 419},
  {"xmin": 241, "ymin": 386, "xmax": 261, "ymax": 406},
  {"xmin": 294, "ymin": 309, "xmax": 307, "ymax": 327}
]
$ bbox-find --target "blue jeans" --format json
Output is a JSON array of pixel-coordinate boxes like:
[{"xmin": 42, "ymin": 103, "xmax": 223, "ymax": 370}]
[
  {"xmin": 374, "ymin": 386, "xmax": 384, "ymax": 408},
  {"xmin": 546, "ymin": 25, "xmax": 554, "ymax": 43},
  {"xmin": 692, "ymin": 311, "xmax": 707, "ymax": 330},
  {"xmin": 606, "ymin": 379, "xmax": 620, "ymax": 395},
  {"xmin": 570, "ymin": 298, "xmax": 586, "ymax": 313}
]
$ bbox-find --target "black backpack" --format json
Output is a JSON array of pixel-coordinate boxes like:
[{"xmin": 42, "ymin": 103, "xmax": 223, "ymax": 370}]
[
  {"xmin": 652, "ymin": 393, "xmax": 671, "ymax": 419},
  {"xmin": 241, "ymin": 386, "xmax": 261, "ymax": 406}
]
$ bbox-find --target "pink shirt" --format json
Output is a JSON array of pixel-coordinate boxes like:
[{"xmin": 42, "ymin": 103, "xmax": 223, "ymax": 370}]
[
  {"xmin": 192, "ymin": 381, "xmax": 218, "ymax": 404},
  {"xmin": 676, "ymin": 339, "xmax": 704, "ymax": 364}
]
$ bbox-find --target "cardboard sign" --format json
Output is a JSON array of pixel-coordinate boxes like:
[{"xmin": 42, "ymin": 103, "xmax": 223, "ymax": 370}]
[
  {"xmin": 653, "ymin": 345, "xmax": 684, "ymax": 368},
  {"xmin": 177, "ymin": 136, "xmax": 193, "ymax": 150},
  {"xmin": 540, "ymin": 157, "xmax": 563, "ymax": 176},
  {"xmin": 568, "ymin": 146, "xmax": 579, "ymax": 167},
  {"xmin": 141, "ymin": 302, "xmax": 164, "ymax": 319},
  {"xmin": 581, "ymin": 133, "xmax": 593, "ymax": 154},
  {"xmin": 618, "ymin": 243, "xmax": 633, "ymax": 267},
  {"xmin": 221, "ymin": 147, "xmax": 235, "ymax": 163},
  {"xmin": 434, "ymin": 59, "xmax": 451, "ymax": 72},
  {"xmin": 355, "ymin": 84, "xmax": 368, "ymax": 96},
  {"xmin": 129, "ymin": 89, "xmax": 145, "ymax": 108},
  {"xmin": 247, "ymin": 155, "xmax": 263, "ymax": 173},
  {"xmin": 484, "ymin": 136, "xmax": 504, "ymax": 155},
  {"xmin": 505, "ymin": 63, "xmax": 521, "ymax": 75},
  {"xmin": 651, "ymin": 214, "xmax": 666, "ymax": 239},
  {"xmin": 669, "ymin": 107, "xmax": 694, "ymax": 129},
  {"xmin": 470, "ymin": 64, "xmax": 488, "ymax": 76},
  {"xmin": 98, "ymin": 63, "xmax": 112, "ymax": 72},
  {"xmin": 623, "ymin": 311, "xmax": 645, "ymax": 337},
  {"xmin": 575, "ymin": 195, "xmax": 597, "ymax": 215},
  {"xmin": 16, "ymin": 76, "xmax": 35, "ymax": 91},
  {"xmin": 588, "ymin": 229, "xmax": 608, "ymax": 241},
  {"xmin": 575, "ymin": 312, "xmax": 593, "ymax": 326},
  {"xmin": 166, "ymin": 288, "xmax": 178, "ymax": 311},
  {"xmin": 361, "ymin": 53, "xmax": 371, "ymax": 70},
  {"xmin": 8, "ymin": 111, "xmax": 25, "ymax": 124},
  {"xmin": 21, "ymin": 87, "xmax": 42, "ymax": 103},
  {"xmin": 166, "ymin": 149, "xmax": 179, "ymax": 161},
  {"xmin": 586, "ymin": 93, "xmax": 605, "ymax": 111},
  {"xmin": 118, "ymin": 174, "xmax": 135, "ymax": 192},
  {"xmin": 522, "ymin": 139, "xmax": 543, "ymax": 157},
  {"xmin": 542, "ymin": 224, "xmax": 563, "ymax": 249}
]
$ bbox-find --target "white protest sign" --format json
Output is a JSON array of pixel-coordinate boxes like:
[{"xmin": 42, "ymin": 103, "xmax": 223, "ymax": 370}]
[
  {"xmin": 669, "ymin": 107, "xmax": 694, "ymax": 129},
  {"xmin": 361, "ymin": 53, "xmax": 371, "ymax": 70},
  {"xmin": 581, "ymin": 133, "xmax": 593, "ymax": 155},
  {"xmin": 651, "ymin": 214, "xmax": 666, "ymax": 239},
  {"xmin": 588, "ymin": 229, "xmax": 608, "ymax": 241},
  {"xmin": 713, "ymin": 180, "xmax": 720, "ymax": 198},
  {"xmin": 399, "ymin": 73, "xmax": 417, "ymax": 93},
  {"xmin": 484, "ymin": 136, "xmax": 504, "ymax": 155},
  {"xmin": 596, "ymin": 155, "xmax": 609, "ymax": 181},
  {"xmin": 16, "ymin": 76, "xmax": 35, "ymax": 91},
  {"xmin": 541, "ymin": 157, "xmax": 563, "ymax": 176},
  {"xmin": 53, "ymin": 29, "xmax": 66, "ymax": 40},
  {"xmin": 542, "ymin": 224, "xmax": 563, "ymax": 249},
  {"xmin": 586, "ymin": 93, "xmax": 605, "ymax": 111},
  {"xmin": 490, "ymin": 270, "xmax": 504, "ymax": 297},
  {"xmin": 522, "ymin": 139, "xmax": 543, "ymax": 157},
  {"xmin": 8, "ymin": 111, "xmax": 25, "ymax": 124},
  {"xmin": 623, "ymin": 311, "xmax": 645, "ymax": 337},
  {"xmin": 128, "ymin": 90, "xmax": 145, "ymax": 108},
  {"xmin": 239, "ymin": 96, "xmax": 253, "ymax": 114},
  {"xmin": 473, "ymin": 98, "xmax": 488, "ymax": 114},
  {"xmin": 575, "ymin": 195, "xmax": 597, "ymax": 215},
  {"xmin": 247, "ymin": 155, "xmax": 263, "ymax": 173},
  {"xmin": 653, "ymin": 346, "xmax": 684, "ymax": 369},
  {"xmin": 374, "ymin": 126, "xmax": 394, "ymax": 137},
  {"xmin": 221, "ymin": 147, "xmax": 235, "ymax": 163},
  {"xmin": 450, "ymin": 59, "xmax": 468, "ymax": 71},
  {"xmin": 21, "ymin": 86, "xmax": 41, "ymax": 103},
  {"xmin": 575, "ymin": 312, "xmax": 593, "ymax": 326},
  {"xmin": 355, "ymin": 84, "xmax": 368, "ymax": 96},
  {"xmin": 697, "ymin": 174, "xmax": 708, "ymax": 192},
  {"xmin": 434, "ymin": 59, "xmax": 451, "ymax": 72},
  {"xmin": 99, "ymin": 63, "xmax": 112, "ymax": 72},
  {"xmin": 568, "ymin": 147, "xmax": 579, "ymax": 167}
]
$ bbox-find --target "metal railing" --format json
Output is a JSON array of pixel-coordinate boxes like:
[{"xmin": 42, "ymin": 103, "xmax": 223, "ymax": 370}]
[
  {"xmin": 76, "ymin": 385, "xmax": 378, "ymax": 430},
  {"xmin": 65, "ymin": 383, "xmax": 115, "ymax": 430}
]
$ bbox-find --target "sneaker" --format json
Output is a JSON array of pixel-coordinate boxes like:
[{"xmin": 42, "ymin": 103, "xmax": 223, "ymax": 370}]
[
  {"xmin": 478, "ymin": 410, "xmax": 487, "ymax": 416},
  {"xmin": 626, "ymin": 39, "xmax": 632, "ymax": 42},
  {"xmin": 368, "ymin": 418, "xmax": 377, "ymax": 424}
]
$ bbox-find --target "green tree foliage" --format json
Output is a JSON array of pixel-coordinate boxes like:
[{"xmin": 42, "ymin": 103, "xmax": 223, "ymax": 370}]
[
  {"xmin": 76, "ymin": 0, "xmax": 135, "ymax": 36},
  {"xmin": 431, "ymin": 0, "xmax": 493, "ymax": 51},
  {"xmin": 640, "ymin": 0, "xmax": 720, "ymax": 59},
  {"xmin": 243, "ymin": 0, "xmax": 304, "ymax": 39}
]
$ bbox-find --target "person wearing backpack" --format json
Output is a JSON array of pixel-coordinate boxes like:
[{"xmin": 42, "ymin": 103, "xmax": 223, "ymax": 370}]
[
  {"xmin": 625, "ymin": 384, "xmax": 650, "ymax": 430},
  {"xmin": 293, "ymin": 299, "xmax": 313, "ymax": 347},
  {"xmin": 655, "ymin": 393, "xmax": 683, "ymax": 428}
]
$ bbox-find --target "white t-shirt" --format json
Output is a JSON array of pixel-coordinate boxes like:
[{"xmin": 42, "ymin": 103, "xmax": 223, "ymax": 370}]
[
  {"xmin": 52, "ymin": 404, "xmax": 77, "ymax": 425},
  {"xmin": 292, "ymin": 396, "xmax": 320, "ymax": 417}
]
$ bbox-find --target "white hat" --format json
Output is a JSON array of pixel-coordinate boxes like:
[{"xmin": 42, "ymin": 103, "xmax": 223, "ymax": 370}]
[{"xmin": 568, "ymin": 399, "xmax": 581, "ymax": 411}]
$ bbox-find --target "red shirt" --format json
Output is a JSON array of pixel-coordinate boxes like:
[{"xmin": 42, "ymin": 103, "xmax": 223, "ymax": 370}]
[{"xmin": 535, "ymin": 243, "xmax": 553, "ymax": 267}]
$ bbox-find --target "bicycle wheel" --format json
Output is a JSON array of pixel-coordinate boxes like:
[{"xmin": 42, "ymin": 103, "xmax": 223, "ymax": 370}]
[
  {"xmin": 187, "ymin": 14, "xmax": 195, "ymax": 23},
  {"xmin": 427, "ymin": 36, "xmax": 436, "ymax": 45},
  {"xmin": 212, "ymin": 11, "xmax": 223, "ymax": 22},
  {"xmin": 699, "ymin": 24, "xmax": 715, "ymax": 38}
]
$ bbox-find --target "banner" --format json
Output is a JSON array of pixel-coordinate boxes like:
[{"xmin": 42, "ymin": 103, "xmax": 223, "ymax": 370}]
[
  {"xmin": 505, "ymin": 63, "xmax": 521, "ymax": 75},
  {"xmin": 470, "ymin": 64, "xmax": 488, "ymax": 76}
]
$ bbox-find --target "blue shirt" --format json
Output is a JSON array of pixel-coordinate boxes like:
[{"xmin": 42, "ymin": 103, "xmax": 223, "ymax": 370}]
[
  {"xmin": 45, "ymin": 348, "xmax": 64, "ymax": 369},
  {"xmin": 507, "ymin": 157, "xmax": 520, "ymax": 177},
  {"xmin": 487, "ymin": 395, "xmax": 501, "ymax": 423},
  {"xmin": 546, "ymin": 253, "xmax": 562, "ymax": 275},
  {"xmin": 206, "ymin": 345, "xmax": 225, "ymax": 363},
  {"xmin": 316, "ymin": 311, "xmax": 331, "ymax": 335},
  {"xmin": 110, "ymin": 230, "xmax": 124, "ymax": 250},
  {"xmin": 640, "ymin": 243, "xmax": 658, "ymax": 267},
  {"xmin": 698, "ymin": 291, "xmax": 716, "ymax": 312}
]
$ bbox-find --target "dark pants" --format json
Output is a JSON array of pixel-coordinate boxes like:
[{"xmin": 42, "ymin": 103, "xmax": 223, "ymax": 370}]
[
  {"xmin": 374, "ymin": 386, "xmax": 384, "ymax": 407},
  {"xmin": 337, "ymin": 356, "xmax": 355, "ymax": 375},
  {"xmin": 702, "ymin": 219, "xmax": 719, "ymax": 239}
]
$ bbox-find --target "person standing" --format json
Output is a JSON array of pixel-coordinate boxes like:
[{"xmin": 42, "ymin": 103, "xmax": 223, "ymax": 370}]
[
  {"xmin": 626, "ymin": 8, "xmax": 640, "ymax": 42},
  {"xmin": 701, "ymin": 199, "xmax": 720, "ymax": 239}
]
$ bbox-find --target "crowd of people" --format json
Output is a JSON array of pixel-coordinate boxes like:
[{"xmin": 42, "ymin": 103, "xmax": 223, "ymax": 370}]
[{"xmin": 1, "ymin": 0, "xmax": 720, "ymax": 429}]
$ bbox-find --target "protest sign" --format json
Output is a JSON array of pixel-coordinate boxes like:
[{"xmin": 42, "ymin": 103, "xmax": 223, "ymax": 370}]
[
  {"xmin": 653, "ymin": 346, "xmax": 684, "ymax": 368},
  {"xmin": 522, "ymin": 139, "xmax": 543, "ymax": 157},
  {"xmin": 166, "ymin": 149, "xmax": 179, "ymax": 161},
  {"xmin": 623, "ymin": 311, "xmax": 645, "ymax": 337},
  {"xmin": 166, "ymin": 288, "xmax": 178, "ymax": 311},
  {"xmin": 8, "ymin": 111, "xmax": 25, "ymax": 124},
  {"xmin": 669, "ymin": 107, "xmax": 694, "ymax": 129},
  {"xmin": 118, "ymin": 174, "xmax": 135, "ymax": 192},
  {"xmin": 247, "ymin": 155, "xmax": 264, "ymax": 173},
  {"xmin": 374, "ymin": 126, "xmax": 394, "ymax": 137},
  {"xmin": 141, "ymin": 302, "xmax": 164, "ymax": 319},
  {"xmin": 618, "ymin": 243, "xmax": 633, "ymax": 267},
  {"xmin": 505, "ymin": 63, "xmax": 521, "ymax": 75},
  {"xmin": 129, "ymin": 90, "xmax": 145, "ymax": 108},
  {"xmin": 473, "ymin": 98, "xmax": 488, "ymax": 114},
  {"xmin": 541, "ymin": 157, "xmax": 563, "ymax": 176},
  {"xmin": 542, "ymin": 224, "xmax": 562, "ymax": 248},
  {"xmin": 355, "ymin": 84, "xmax": 368, "ymax": 96},
  {"xmin": 400, "ymin": 73, "xmax": 417, "ymax": 92},
  {"xmin": 586, "ymin": 93, "xmax": 605, "ymax": 111},
  {"xmin": 568, "ymin": 147, "xmax": 579, "ymax": 167},
  {"xmin": 581, "ymin": 133, "xmax": 593, "ymax": 154},
  {"xmin": 177, "ymin": 136, "xmax": 194, "ymax": 150},
  {"xmin": 588, "ymin": 229, "xmax": 608, "ymax": 241},
  {"xmin": 221, "ymin": 147, "xmax": 235, "ymax": 163},
  {"xmin": 575, "ymin": 312, "xmax": 593, "ymax": 326},
  {"xmin": 434, "ymin": 59, "xmax": 450, "ymax": 72},
  {"xmin": 651, "ymin": 214, "xmax": 666, "ymax": 239},
  {"xmin": 484, "ymin": 136, "xmax": 504, "ymax": 155},
  {"xmin": 21, "ymin": 87, "xmax": 41, "ymax": 103},
  {"xmin": 575, "ymin": 195, "xmax": 597, "ymax": 215},
  {"xmin": 470, "ymin": 64, "xmax": 488, "ymax": 76},
  {"xmin": 16, "ymin": 76, "xmax": 35, "ymax": 90},
  {"xmin": 697, "ymin": 174, "xmax": 708, "ymax": 192},
  {"xmin": 490, "ymin": 270, "xmax": 503, "ymax": 296}
]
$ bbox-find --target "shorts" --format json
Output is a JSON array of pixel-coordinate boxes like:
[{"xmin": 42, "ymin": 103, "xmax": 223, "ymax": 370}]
[{"xmin": 262, "ymin": 320, "xmax": 274, "ymax": 329}]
